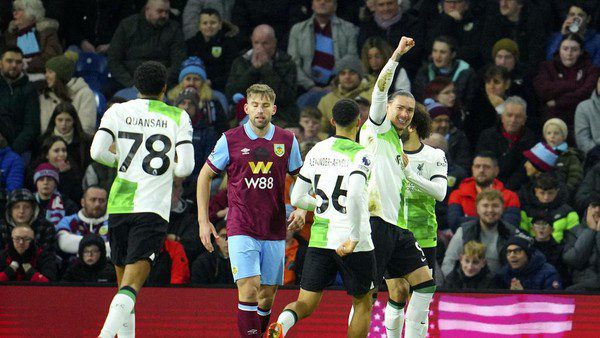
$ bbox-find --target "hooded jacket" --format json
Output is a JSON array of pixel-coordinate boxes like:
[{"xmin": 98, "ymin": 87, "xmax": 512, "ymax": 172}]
[
  {"xmin": 562, "ymin": 221, "xmax": 600, "ymax": 289},
  {"xmin": 498, "ymin": 249, "xmax": 562, "ymax": 290},
  {"xmin": 574, "ymin": 89, "xmax": 600, "ymax": 154},
  {"xmin": 4, "ymin": 18, "xmax": 63, "ymax": 74},
  {"xmin": 518, "ymin": 182, "xmax": 579, "ymax": 243},
  {"xmin": 443, "ymin": 264, "xmax": 497, "ymax": 290},
  {"xmin": 0, "ymin": 74, "xmax": 40, "ymax": 154},
  {"xmin": 0, "ymin": 146, "xmax": 24, "ymax": 192},
  {"xmin": 0, "ymin": 240, "xmax": 56, "ymax": 282},
  {"xmin": 61, "ymin": 233, "xmax": 115, "ymax": 283},
  {"xmin": 39, "ymin": 77, "xmax": 97, "ymax": 135}
]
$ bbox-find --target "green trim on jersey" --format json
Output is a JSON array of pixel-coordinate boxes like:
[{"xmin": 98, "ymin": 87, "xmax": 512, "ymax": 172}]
[
  {"xmin": 309, "ymin": 215, "xmax": 330, "ymax": 248},
  {"xmin": 331, "ymin": 138, "xmax": 364, "ymax": 161},
  {"xmin": 149, "ymin": 100, "xmax": 182, "ymax": 125},
  {"xmin": 377, "ymin": 126, "xmax": 404, "ymax": 155},
  {"xmin": 406, "ymin": 190, "xmax": 437, "ymax": 248},
  {"xmin": 108, "ymin": 177, "xmax": 138, "ymax": 213}
]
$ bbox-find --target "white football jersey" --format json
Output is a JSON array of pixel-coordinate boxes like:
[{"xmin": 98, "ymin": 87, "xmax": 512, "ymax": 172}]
[
  {"xmin": 98, "ymin": 99, "xmax": 193, "ymax": 221},
  {"xmin": 298, "ymin": 137, "xmax": 374, "ymax": 252}
]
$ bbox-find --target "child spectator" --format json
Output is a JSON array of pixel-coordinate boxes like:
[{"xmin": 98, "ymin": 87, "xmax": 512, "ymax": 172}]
[
  {"xmin": 298, "ymin": 107, "xmax": 328, "ymax": 143},
  {"xmin": 39, "ymin": 55, "xmax": 97, "ymax": 135},
  {"xmin": 522, "ymin": 142, "xmax": 559, "ymax": 182},
  {"xmin": 0, "ymin": 225, "xmax": 56, "ymax": 282},
  {"xmin": 498, "ymin": 234, "xmax": 562, "ymax": 290},
  {"xmin": 31, "ymin": 162, "xmax": 77, "ymax": 225},
  {"xmin": 531, "ymin": 215, "xmax": 568, "ymax": 284},
  {"xmin": 191, "ymin": 223, "xmax": 233, "ymax": 284},
  {"xmin": 443, "ymin": 240, "xmax": 497, "ymax": 290},
  {"xmin": 542, "ymin": 118, "xmax": 583, "ymax": 197},
  {"xmin": 61, "ymin": 233, "xmax": 116, "ymax": 283}
]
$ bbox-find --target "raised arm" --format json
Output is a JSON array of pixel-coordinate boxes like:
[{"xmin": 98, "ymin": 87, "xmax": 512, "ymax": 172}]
[{"xmin": 369, "ymin": 36, "xmax": 415, "ymax": 125}]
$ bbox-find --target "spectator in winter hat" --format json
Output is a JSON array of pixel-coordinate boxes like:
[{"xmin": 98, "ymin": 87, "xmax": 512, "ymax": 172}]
[
  {"xmin": 498, "ymin": 234, "xmax": 562, "ymax": 290},
  {"xmin": 317, "ymin": 54, "xmax": 372, "ymax": 133},
  {"xmin": 61, "ymin": 233, "xmax": 116, "ymax": 283},
  {"xmin": 40, "ymin": 55, "xmax": 97, "ymax": 135},
  {"xmin": 523, "ymin": 142, "xmax": 559, "ymax": 178},
  {"xmin": 542, "ymin": 118, "xmax": 583, "ymax": 197},
  {"xmin": 31, "ymin": 162, "xmax": 77, "ymax": 225},
  {"xmin": 426, "ymin": 98, "xmax": 470, "ymax": 170}
]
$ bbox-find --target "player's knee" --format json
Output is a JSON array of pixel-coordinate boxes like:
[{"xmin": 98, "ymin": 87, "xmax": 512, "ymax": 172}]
[
  {"xmin": 352, "ymin": 294, "xmax": 373, "ymax": 312},
  {"xmin": 412, "ymin": 279, "xmax": 436, "ymax": 293}
]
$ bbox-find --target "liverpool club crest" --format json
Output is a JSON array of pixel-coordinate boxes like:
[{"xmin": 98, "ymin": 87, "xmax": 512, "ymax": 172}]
[{"xmin": 274, "ymin": 143, "xmax": 285, "ymax": 157}]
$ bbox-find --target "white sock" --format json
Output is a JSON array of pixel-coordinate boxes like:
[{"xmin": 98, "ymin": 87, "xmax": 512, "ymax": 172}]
[
  {"xmin": 277, "ymin": 310, "xmax": 297, "ymax": 336},
  {"xmin": 99, "ymin": 292, "xmax": 136, "ymax": 338},
  {"xmin": 117, "ymin": 313, "xmax": 135, "ymax": 338},
  {"xmin": 384, "ymin": 301, "xmax": 405, "ymax": 338},
  {"xmin": 405, "ymin": 290, "xmax": 434, "ymax": 338},
  {"xmin": 348, "ymin": 305, "xmax": 354, "ymax": 327}
]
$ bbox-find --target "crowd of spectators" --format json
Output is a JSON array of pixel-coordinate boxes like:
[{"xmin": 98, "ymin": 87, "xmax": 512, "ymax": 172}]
[{"xmin": 1, "ymin": 0, "xmax": 600, "ymax": 290}]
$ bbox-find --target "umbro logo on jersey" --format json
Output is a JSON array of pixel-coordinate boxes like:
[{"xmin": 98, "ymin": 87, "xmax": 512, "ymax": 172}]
[{"xmin": 241, "ymin": 148, "xmax": 250, "ymax": 155}]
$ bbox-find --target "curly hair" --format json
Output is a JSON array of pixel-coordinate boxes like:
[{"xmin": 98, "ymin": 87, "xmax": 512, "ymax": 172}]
[{"xmin": 134, "ymin": 61, "xmax": 167, "ymax": 97}]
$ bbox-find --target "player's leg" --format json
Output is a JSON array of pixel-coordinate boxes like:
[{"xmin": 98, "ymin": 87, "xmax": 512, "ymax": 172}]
[
  {"xmin": 384, "ymin": 278, "xmax": 409, "ymax": 338},
  {"xmin": 257, "ymin": 239, "xmax": 285, "ymax": 335},
  {"xmin": 349, "ymin": 290, "xmax": 375, "ymax": 338},
  {"xmin": 229, "ymin": 235, "xmax": 262, "ymax": 337},
  {"xmin": 269, "ymin": 247, "xmax": 337, "ymax": 337},
  {"xmin": 114, "ymin": 264, "xmax": 135, "ymax": 338}
]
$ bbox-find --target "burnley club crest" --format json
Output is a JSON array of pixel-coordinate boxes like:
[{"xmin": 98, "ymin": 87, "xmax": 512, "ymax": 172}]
[{"xmin": 274, "ymin": 144, "xmax": 285, "ymax": 157}]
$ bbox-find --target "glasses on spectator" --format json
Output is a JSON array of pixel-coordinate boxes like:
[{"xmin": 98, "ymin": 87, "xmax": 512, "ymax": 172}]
[
  {"xmin": 506, "ymin": 248, "xmax": 524, "ymax": 255},
  {"xmin": 83, "ymin": 248, "xmax": 101, "ymax": 255},
  {"xmin": 12, "ymin": 236, "xmax": 33, "ymax": 243}
]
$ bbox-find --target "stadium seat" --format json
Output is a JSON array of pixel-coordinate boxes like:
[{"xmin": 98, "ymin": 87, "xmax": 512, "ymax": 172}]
[{"xmin": 75, "ymin": 52, "xmax": 109, "ymax": 92}]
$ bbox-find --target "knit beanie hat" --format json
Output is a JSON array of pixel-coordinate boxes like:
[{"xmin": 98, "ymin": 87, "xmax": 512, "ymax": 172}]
[
  {"xmin": 505, "ymin": 234, "xmax": 534, "ymax": 258},
  {"xmin": 424, "ymin": 98, "xmax": 453, "ymax": 119},
  {"xmin": 523, "ymin": 142, "xmax": 558, "ymax": 172},
  {"xmin": 178, "ymin": 56, "xmax": 207, "ymax": 83},
  {"xmin": 46, "ymin": 55, "xmax": 75, "ymax": 83},
  {"xmin": 492, "ymin": 38, "xmax": 520, "ymax": 60},
  {"xmin": 335, "ymin": 55, "xmax": 364, "ymax": 79},
  {"xmin": 33, "ymin": 163, "xmax": 60, "ymax": 184},
  {"xmin": 543, "ymin": 118, "xmax": 568, "ymax": 140}
]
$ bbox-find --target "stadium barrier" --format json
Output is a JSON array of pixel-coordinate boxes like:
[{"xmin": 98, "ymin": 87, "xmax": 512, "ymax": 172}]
[{"xmin": 1, "ymin": 285, "xmax": 599, "ymax": 337}]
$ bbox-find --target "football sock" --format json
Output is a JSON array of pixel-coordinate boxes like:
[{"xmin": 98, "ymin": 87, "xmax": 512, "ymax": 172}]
[
  {"xmin": 405, "ymin": 282, "xmax": 435, "ymax": 338},
  {"xmin": 117, "ymin": 312, "xmax": 135, "ymax": 338},
  {"xmin": 257, "ymin": 306, "xmax": 271, "ymax": 334},
  {"xmin": 99, "ymin": 286, "xmax": 137, "ymax": 338},
  {"xmin": 385, "ymin": 298, "xmax": 406, "ymax": 338},
  {"xmin": 238, "ymin": 302, "xmax": 261, "ymax": 337},
  {"xmin": 277, "ymin": 309, "xmax": 298, "ymax": 336}
]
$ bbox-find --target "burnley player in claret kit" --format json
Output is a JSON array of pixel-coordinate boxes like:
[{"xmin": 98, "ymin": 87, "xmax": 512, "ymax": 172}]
[{"xmin": 196, "ymin": 84, "xmax": 306, "ymax": 337}]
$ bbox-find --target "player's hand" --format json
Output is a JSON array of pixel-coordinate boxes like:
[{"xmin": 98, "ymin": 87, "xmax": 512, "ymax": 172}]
[
  {"xmin": 199, "ymin": 220, "xmax": 219, "ymax": 252},
  {"xmin": 336, "ymin": 238, "xmax": 359, "ymax": 257},
  {"xmin": 287, "ymin": 209, "xmax": 307, "ymax": 231},
  {"xmin": 395, "ymin": 37, "xmax": 415, "ymax": 56},
  {"xmin": 510, "ymin": 278, "xmax": 524, "ymax": 290},
  {"xmin": 55, "ymin": 159, "xmax": 71, "ymax": 172}
]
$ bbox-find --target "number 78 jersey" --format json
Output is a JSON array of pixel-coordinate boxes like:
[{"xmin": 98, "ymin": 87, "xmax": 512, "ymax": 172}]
[
  {"xmin": 298, "ymin": 137, "xmax": 374, "ymax": 252},
  {"xmin": 98, "ymin": 99, "xmax": 193, "ymax": 221}
]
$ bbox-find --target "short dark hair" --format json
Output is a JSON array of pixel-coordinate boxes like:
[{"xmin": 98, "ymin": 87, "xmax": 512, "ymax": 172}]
[
  {"xmin": 134, "ymin": 61, "xmax": 167, "ymax": 96},
  {"xmin": 561, "ymin": 33, "xmax": 584, "ymax": 50},
  {"xmin": 473, "ymin": 151, "xmax": 499, "ymax": 166},
  {"xmin": 570, "ymin": 1, "xmax": 593, "ymax": 17},
  {"xmin": 332, "ymin": 99, "xmax": 360, "ymax": 127},
  {"xmin": 0, "ymin": 46, "xmax": 23, "ymax": 58},
  {"xmin": 411, "ymin": 103, "xmax": 432, "ymax": 139},
  {"xmin": 534, "ymin": 173, "xmax": 559, "ymax": 190},
  {"xmin": 84, "ymin": 185, "xmax": 107, "ymax": 197},
  {"xmin": 433, "ymin": 35, "xmax": 458, "ymax": 53},
  {"xmin": 200, "ymin": 8, "xmax": 221, "ymax": 20},
  {"xmin": 484, "ymin": 64, "xmax": 510, "ymax": 82}
]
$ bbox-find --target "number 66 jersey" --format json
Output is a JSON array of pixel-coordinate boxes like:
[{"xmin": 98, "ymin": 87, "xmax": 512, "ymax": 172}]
[
  {"xmin": 298, "ymin": 136, "xmax": 374, "ymax": 252},
  {"xmin": 97, "ymin": 99, "xmax": 193, "ymax": 222}
]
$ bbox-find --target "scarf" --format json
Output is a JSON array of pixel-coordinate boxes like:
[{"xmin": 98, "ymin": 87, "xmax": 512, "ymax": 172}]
[
  {"xmin": 374, "ymin": 11, "xmax": 402, "ymax": 30},
  {"xmin": 551, "ymin": 142, "xmax": 568, "ymax": 153},
  {"xmin": 35, "ymin": 192, "xmax": 66, "ymax": 226},
  {"xmin": 53, "ymin": 127, "xmax": 74, "ymax": 145}
]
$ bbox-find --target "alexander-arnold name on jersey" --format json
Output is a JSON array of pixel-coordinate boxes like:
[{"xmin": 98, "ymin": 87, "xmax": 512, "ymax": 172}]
[{"xmin": 125, "ymin": 116, "xmax": 168, "ymax": 128}]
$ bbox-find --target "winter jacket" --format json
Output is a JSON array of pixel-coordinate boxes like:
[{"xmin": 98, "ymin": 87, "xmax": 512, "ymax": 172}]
[
  {"xmin": 0, "ymin": 147, "xmax": 24, "ymax": 192},
  {"xmin": 447, "ymin": 178, "xmax": 521, "ymax": 232},
  {"xmin": 555, "ymin": 147, "xmax": 584, "ymax": 197},
  {"xmin": 225, "ymin": 50, "xmax": 298, "ymax": 123},
  {"xmin": 0, "ymin": 74, "xmax": 40, "ymax": 154},
  {"xmin": 55, "ymin": 210, "xmax": 109, "ymax": 262},
  {"xmin": 518, "ymin": 182, "xmax": 579, "ymax": 243},
  {"xmin": 186, "ymin": 29, "xmax": 239, "ymax": 91},
  {"xmin": 168, "ymin": 199, "xmax": 204, "ymax": 264},
  {"xmin": 534, "ymin": 238, "xmax": 568, "ymax": 285},
  {"xmin": 39, "ymin": 78, "xmax": 97, "ymax": 135},
  {"xmin": 547, "ymin": 29, "xmax": 600, "ymax": 66},
  {"xmin": 107, "ymin": 13, "xmax": 186, "ymax": 87},
  {"xmin": 146, "ymin": 239, "xmax": 190, "ymax": 286},
  {"xmin": 575, "ymin": 163, "xmax": 600, "ymax": 213},
  {"xmin": 287, "ymin": 15, "xmax": 359, "ymax": 90},
  {"xmin": 191, "ymin": 250, "xmax": 233, "ymax": 285},
  {"xmin": 64, "ymin": 0, "xmax": 129, "ymax": 47},
  {"xmin": 61, "ymin": 233, "xmax": 115, "ymax": 283},
  {"xmin": 413, "ymin": 59, "xmax": 478, "ymax": 106},
  {"xmin": 182, "ymin": 0, "xmax": 234, "ymax": 40},
  {"xmin": 476, "ymin": 124, "xmax": 537, "ymax": 190},
  {"xmin": 447, "ymin": 127, "xmax": 471, "ymax": 172},
  {"xmin": 0, "ymin": 244, "xmax": 57, "ymax": 282},
  {"xmin": 317, "ymin": 81, "xmax": 373, "ymax": 134},
  {"xmin": 4, "ymin": 18, "xmax": 62, "ymax": 74},
  {"xmin": 464, "ymin": 87, "xmax": 501, "ymax": 146},
  {"xmin": 574, "ymin": 89, "xmax": 600, "ymax": 154},
  {"xmin": 534, "ymin": 53, "xmax": 599, "ymax": 132},
  {"xmin": 442, "ymin": 219, "xmax": 518, "ymax": 276},
  {"xmin": 358, "ymin": 11, "xmax": 426, "ymax": 79},
  {"xmin": 562, "ymin": 222, "xmax": 600, "ymax": 290},
  {"xmin": 443, "ymin": 264, "xmax": 497, "ymax": 290},
  {"xmin": 498, "ymin": 250, "xmax": 562, "ymax": 290}
]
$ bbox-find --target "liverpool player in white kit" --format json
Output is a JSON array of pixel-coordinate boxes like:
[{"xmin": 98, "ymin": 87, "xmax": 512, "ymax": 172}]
[{"xmin": 92, "ymin": 61, "xmax": 195, "ymax": 338}]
